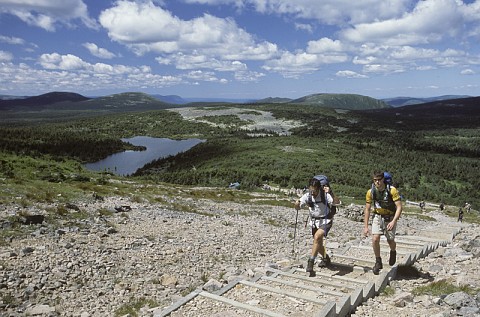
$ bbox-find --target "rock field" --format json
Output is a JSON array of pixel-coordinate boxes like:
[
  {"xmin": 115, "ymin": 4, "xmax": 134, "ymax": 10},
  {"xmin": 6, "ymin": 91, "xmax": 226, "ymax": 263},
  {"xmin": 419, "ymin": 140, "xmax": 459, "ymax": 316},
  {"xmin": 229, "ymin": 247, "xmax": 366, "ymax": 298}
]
[{"xmin": 1, "ymin": 190, "xmax": 479, "ymax": 317}]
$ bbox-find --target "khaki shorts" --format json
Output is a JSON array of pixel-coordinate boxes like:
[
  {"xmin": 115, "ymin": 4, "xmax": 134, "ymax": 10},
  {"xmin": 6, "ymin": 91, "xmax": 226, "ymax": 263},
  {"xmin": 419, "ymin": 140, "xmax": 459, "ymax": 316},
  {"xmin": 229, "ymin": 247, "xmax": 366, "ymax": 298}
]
[{"xmin": 372, "ymin": 214, "xmax": 396, "ymax": 241}]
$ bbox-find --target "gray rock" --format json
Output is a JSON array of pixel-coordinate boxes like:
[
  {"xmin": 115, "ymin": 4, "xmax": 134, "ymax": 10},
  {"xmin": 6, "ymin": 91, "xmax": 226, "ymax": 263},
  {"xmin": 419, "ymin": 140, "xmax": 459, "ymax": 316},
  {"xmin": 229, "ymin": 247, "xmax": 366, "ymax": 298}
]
[{"xmin": 443, "ymin": 292, "xmax": 476, "ymax": 309}]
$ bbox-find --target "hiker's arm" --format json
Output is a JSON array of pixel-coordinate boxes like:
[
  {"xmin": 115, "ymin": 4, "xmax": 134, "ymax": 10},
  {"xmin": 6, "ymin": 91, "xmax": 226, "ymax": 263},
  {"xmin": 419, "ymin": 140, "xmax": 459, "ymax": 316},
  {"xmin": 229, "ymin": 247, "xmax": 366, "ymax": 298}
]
[
  {"xmin": 387, "ymin": 200, "xmax": 402, "ymax": 230},
  {"xmin": 363, "ymin": 202, "xmax": 371, "ymax": 236}
]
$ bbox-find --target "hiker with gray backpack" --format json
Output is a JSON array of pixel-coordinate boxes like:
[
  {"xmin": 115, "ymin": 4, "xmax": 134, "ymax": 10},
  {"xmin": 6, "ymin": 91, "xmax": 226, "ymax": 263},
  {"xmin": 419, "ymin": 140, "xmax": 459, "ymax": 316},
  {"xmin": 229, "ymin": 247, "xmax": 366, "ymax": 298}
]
[
  {"xmin": 363, "ymin": 170, "xmax": 403, "ymax": 275},
  {"xmin": 294, "ymin": 175, "xmax": 340, "ymax": 273}
]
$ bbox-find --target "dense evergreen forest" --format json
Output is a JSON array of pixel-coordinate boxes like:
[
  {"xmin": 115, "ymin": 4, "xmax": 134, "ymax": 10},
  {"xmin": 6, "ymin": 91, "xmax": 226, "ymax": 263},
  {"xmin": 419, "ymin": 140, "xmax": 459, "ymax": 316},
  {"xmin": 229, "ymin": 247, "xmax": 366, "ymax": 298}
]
[{"xmin": 0, "ymin": 100, "xmax": 478, "ymax": 209}]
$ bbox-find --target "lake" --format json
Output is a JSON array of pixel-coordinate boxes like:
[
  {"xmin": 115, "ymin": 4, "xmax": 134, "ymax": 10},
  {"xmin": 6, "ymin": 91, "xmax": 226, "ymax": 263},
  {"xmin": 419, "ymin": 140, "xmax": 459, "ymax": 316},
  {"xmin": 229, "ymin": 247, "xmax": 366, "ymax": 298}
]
[{"xmin": 84, "ymin": 136, "xmax": 205, "ymax": 176}]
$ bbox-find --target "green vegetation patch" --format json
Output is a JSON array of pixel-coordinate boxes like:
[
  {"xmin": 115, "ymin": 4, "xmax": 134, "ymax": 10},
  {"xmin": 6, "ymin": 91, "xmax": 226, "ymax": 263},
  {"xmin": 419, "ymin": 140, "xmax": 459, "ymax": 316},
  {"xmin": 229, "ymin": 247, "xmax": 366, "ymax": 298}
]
[
  {"xmin": 412, "ymin": 279, "xmax": 478, "ymax": 296},
  {"xmin": 115, "ymin": 297, "xmax": 159, "ymax": 317}
]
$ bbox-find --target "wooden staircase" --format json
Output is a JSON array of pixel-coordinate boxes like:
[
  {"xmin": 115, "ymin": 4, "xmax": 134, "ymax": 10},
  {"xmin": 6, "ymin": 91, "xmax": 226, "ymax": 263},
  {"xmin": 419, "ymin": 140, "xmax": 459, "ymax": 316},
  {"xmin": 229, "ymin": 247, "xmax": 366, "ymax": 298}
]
[{"xmin": 154, "ymin": 223, "xmax": 463, "ymax": 317}]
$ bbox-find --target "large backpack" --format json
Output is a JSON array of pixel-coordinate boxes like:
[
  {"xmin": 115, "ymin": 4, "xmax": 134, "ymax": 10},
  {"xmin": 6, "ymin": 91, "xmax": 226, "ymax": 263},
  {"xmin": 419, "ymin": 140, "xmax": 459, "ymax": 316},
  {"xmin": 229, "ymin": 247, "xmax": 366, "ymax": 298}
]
[
  {"xmin": 307, "ymin": 175, "xmax": 337, "ymax": 219},
  {"xmin": 312, "ymin": 174, "xmax": 329, "ymax": 186},
  {"xmin": 371, "ymin": 171, "xmax": 397, "ymax": 213}
]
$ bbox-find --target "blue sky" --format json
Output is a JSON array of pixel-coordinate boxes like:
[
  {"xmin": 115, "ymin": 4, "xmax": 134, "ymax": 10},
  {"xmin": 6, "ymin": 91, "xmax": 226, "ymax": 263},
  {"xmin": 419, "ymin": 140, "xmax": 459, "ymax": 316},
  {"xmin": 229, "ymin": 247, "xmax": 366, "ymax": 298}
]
[{"xmin": 1, "ymin": 0, "xmax": 479, "ymax": 99}]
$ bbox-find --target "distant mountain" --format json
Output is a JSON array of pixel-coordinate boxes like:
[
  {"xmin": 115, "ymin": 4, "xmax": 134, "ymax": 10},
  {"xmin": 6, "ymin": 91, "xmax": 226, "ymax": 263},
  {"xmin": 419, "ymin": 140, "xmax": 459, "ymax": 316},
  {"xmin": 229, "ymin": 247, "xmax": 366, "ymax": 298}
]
[
  {"xmin": 254, "ymin": 97, "xmax": 292, "ymax": 104},
  {"xmin": 289, "ymin": 93, "xmax": 390, "ymax": 110},
  {"xmin": 183, "ymin": 97, "xmax": 256, "ymax": 104},
  {"xmin": 82, "ymin": 92, "xmax": 173, "ymax": 110},
  {"xmin": 151, "ymin": 94, "xmax": 188, "ymax": 104},
  {"xmin": 0, "ymin": 91, "xmax": 180, "ymax": 115},
  {"xmin": 363, "ymin": 96, "xmax": 480, "ymax": 127},
  {"xmin": 150, "ymin": 94, "xmax": 257, "ymax": 104},
  {"xmin": 388, "ymin": 96, "xmax": 480, "ymax": 115},
  {"xmin": 4, "ymin": 91, "xmax": 476, "ymax": 117},
  {"xmin": 382, "ymin": 95, "xmax": 471, "ymax": 107},
  {"xmin": 0, "ymin": 92, "xmax": 90, "ymax": 110}
]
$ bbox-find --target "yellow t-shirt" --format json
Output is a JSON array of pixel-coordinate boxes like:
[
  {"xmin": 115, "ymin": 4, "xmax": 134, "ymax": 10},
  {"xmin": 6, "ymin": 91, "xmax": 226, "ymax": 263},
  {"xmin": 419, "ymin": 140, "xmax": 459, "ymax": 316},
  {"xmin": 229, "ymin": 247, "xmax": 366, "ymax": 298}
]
[{"xmin": 366, "ymin": 186, "xmax": 400, "ymax": 215}]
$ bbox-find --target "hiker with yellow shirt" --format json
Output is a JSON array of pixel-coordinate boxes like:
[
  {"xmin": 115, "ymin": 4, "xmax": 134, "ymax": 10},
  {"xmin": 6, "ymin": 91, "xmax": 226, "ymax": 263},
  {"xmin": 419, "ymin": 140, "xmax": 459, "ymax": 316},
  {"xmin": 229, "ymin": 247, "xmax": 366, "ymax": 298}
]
[{"xmin": 363, "ymin": 170, "xmax": 402, "ymax": 275}]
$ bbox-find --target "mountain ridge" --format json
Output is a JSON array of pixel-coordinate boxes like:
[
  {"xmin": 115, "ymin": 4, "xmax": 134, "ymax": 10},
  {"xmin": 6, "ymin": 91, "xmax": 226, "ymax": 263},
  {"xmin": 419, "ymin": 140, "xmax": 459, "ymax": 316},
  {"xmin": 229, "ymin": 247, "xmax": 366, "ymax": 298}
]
[
  {"xmin": 0, "ymin": 91, "xmax": 90, "ymax": 110},
  {"xmin": 1, "ymin": 91, "xmax": 477, "ymax": 115},
  {"xmin": 382, "ymin": 95, "xmax": 472, "ymax": 107}
]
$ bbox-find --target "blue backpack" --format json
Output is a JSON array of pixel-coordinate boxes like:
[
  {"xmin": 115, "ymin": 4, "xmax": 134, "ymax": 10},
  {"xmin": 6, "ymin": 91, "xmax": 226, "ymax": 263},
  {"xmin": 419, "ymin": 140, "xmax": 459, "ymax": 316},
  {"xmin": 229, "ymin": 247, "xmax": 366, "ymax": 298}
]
[
  {"xmin": 313, "ymin": 174, "xmax": 329, "ymax": 186},
  {"xmin": 371, "ymin": 171, "xmax": 397, "ymax": 209},
  {"xmin": 383, "ymin": 172, "xmax": 393, "ymax": 186}
]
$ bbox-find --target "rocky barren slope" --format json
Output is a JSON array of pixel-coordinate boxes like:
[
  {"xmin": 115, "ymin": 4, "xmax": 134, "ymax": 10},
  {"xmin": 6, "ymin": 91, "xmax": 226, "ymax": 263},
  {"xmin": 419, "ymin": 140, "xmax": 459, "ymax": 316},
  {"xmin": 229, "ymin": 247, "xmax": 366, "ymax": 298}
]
[{"xmin": 0, "ymin": 187, "xmax": 479, "ymax": 317}]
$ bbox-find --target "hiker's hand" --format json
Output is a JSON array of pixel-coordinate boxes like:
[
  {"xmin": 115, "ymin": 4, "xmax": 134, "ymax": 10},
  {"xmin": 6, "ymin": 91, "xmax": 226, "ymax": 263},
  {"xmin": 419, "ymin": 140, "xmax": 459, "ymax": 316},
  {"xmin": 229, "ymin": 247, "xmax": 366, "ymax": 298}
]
[
  {"xmin": 363, "ymin": 227, "xmax": 369, "ymax": 237},
  {"xmin": 294, "ymin": 200, "xmax": 301, "ymax": 210},
  {"xmin": 386, "ymin": 219, "xmax": 396, "ymax": 231}
]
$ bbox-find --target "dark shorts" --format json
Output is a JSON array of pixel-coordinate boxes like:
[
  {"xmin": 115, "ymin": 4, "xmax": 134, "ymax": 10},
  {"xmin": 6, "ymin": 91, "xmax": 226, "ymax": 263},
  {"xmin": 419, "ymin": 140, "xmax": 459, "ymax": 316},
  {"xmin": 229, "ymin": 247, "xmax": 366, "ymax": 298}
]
[{"xmin": 311, "ymin": 219, "xmax": 333, "ymax": 237}]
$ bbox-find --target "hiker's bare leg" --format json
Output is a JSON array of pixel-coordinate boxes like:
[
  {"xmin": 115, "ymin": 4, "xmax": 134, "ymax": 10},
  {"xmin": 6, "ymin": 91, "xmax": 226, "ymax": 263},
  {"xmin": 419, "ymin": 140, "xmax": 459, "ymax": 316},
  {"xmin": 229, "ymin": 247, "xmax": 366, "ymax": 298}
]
[
  {"xmin": 372, "ymin": 234, "xmax": 381, "ymax": 258},
  {"xmin": 387, "ymin": 239, "xmax": 396, "ymax": 251},
  {"xmin": 312, "ymin": 229, "xmax": 325, "ymax": 257}
]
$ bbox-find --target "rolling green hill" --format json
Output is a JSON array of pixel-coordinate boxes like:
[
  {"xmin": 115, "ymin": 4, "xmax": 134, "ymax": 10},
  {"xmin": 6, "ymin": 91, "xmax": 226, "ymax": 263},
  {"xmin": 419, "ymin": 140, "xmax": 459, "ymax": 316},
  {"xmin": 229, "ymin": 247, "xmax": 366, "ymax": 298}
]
[
  {"xmin": 289, "ymin": 93, "xmax": 390, "ymax": 110},
  {"xmin": 82, "ymin": 92, "xmax": 173, "ymax": 110},
  {"xmin": 254, "ymin": 97, "xmax": 293, "ymax": 104},
  {"xmin": 0, "ymin": 91, "xmax": 90, "ymax": 110},
  {"xmin": 382, "ymin": 95, "xmax": 472, "ymax": 107}
]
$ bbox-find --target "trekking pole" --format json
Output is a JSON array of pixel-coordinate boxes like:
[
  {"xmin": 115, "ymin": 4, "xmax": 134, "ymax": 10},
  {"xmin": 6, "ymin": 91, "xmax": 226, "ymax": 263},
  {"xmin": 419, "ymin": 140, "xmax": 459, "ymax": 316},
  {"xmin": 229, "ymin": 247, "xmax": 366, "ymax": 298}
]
[
  {"xmin": 323, "ymin": 191, "xmax": 329, "ymax": 258},
  {"xmin": 292, "ymin": 207, "xmax": 299, "ymax": 254}
]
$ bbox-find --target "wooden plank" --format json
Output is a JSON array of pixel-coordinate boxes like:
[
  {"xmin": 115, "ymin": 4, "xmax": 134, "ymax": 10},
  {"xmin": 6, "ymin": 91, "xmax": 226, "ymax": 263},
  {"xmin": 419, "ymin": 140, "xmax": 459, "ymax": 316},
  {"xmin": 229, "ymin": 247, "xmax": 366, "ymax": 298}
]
[
  {"xmin": 380, "ymin": 242, "xmax": 420, "ymax": 250},
  {"xmin": 333, "ymin": 254, "xmax": 377, "ymax": 265},
  {"xmin": 155, "ymin": 288, "xmax": 202, "ymax": 317},
  {"xmin": 313, "ymin": 270, "xmax": 369, "ymax": 284},
  {"xmin": 213, "ymin": 278, "xmax": 242, "ymax": 296},
  {"xmin": 272, "ymin": 268, "xmax": 358, "ymax": 290},
  {"xmin": 261, "ymin": 276, "xmax": 346, "ymax": 296},
  {"xmin": 393, "ymin": 238, "xmax": 427, "ymax": 246},
  {"xmin": 198, "ymin": 291, "xmax": 286, "ymax": 317},
  {"xmin": 349, "ymin": 245, "xmax": 411, "ymax": 255},
  {"xmin": 313, "ymin": 301, "xmax": 336, "ymax": 317},
  {"xmin": 239, "ymin": 280, "xmax": 328, "ymax": 305},
  {"xmin": 398, "ymin": 235, "xmax": 448, "ymax": 243}
]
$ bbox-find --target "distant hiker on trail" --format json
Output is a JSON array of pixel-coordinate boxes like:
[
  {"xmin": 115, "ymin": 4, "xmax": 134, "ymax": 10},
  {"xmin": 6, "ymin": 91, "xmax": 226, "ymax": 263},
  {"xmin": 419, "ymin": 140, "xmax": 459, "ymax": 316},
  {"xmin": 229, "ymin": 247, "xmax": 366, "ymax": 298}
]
[
  {"xmin": 464, "ymin": 202, "xmax": 471, "ymax": 213},
  {"xmin": 458, "ymin": 208, "xmax": 464, "ymax": 222},
  {"xmin": 363, "ymin": 171, "xmax": 402, "ymax": 275},
  {"xmin": 419, "ymin": 200, "xmax": 425, "ymax": 211},
  {"xmin": 294, "ymin": 175, "xmax": 340, "ymax": 273}
]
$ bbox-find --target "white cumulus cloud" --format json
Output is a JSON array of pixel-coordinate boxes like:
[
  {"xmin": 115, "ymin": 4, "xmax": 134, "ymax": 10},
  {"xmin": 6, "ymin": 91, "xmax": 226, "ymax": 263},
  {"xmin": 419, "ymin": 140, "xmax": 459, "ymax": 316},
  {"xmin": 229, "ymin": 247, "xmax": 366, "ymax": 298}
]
[
  {"xmin": 336, "ymin": 70, "xmax": 368, "ymax": 78},
  {"xmin": 0, "ymin": 50, "xmax": 14, "ymax": 61},
  {"xmin": 83, "ymin": 43, "xmax": 116, "ymax": 59},
  {"xmin": 98, "ymin": 1, "xmax": 278, "ymax": 60},
  {"xmin": 0, "ymin": 0, "xmax": 97, "ymax": 31},
  {"xmin": 460, "ymin": 69, "xmax": 475, "ymax": 75}
]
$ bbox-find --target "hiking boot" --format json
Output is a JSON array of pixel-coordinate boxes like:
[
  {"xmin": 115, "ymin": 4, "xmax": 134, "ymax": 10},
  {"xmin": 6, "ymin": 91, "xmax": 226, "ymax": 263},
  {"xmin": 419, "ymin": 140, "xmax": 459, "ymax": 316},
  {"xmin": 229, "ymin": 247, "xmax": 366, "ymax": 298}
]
[
  {"xmin": 373, "ymin": 259, "xmax": 383, "ymax": 275},
  {"xmin": 306, "ymin": 259, "xmax": 314, "ymax": 272},
  {"xmin": 318, "ymin": 254, "xmax": 331, "ymax": 268},
  {"xmin": 389, "ymin": 250, "xmax": 397, "ymax": 266}
]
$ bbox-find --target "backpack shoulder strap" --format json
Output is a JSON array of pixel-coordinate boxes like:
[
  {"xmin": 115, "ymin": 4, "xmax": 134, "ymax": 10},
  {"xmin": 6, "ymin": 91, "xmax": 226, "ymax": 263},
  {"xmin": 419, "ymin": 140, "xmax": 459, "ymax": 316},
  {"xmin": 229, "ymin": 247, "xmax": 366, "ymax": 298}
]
[
  {"xmin": 386, "ymin": 184, "xmax": 393, "ymax": 199},
  {"xmin": 307, "ymin": 192, "xmax": 314, "ymax": 208}
]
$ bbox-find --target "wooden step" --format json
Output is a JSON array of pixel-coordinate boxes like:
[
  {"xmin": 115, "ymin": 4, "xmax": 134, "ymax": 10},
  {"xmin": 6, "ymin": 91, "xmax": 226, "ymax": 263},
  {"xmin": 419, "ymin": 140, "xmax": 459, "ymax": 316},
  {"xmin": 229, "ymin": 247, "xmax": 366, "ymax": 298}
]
[{"xmin": 153, "ymin": 224, "xmax": 461, "ymax": 317}]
